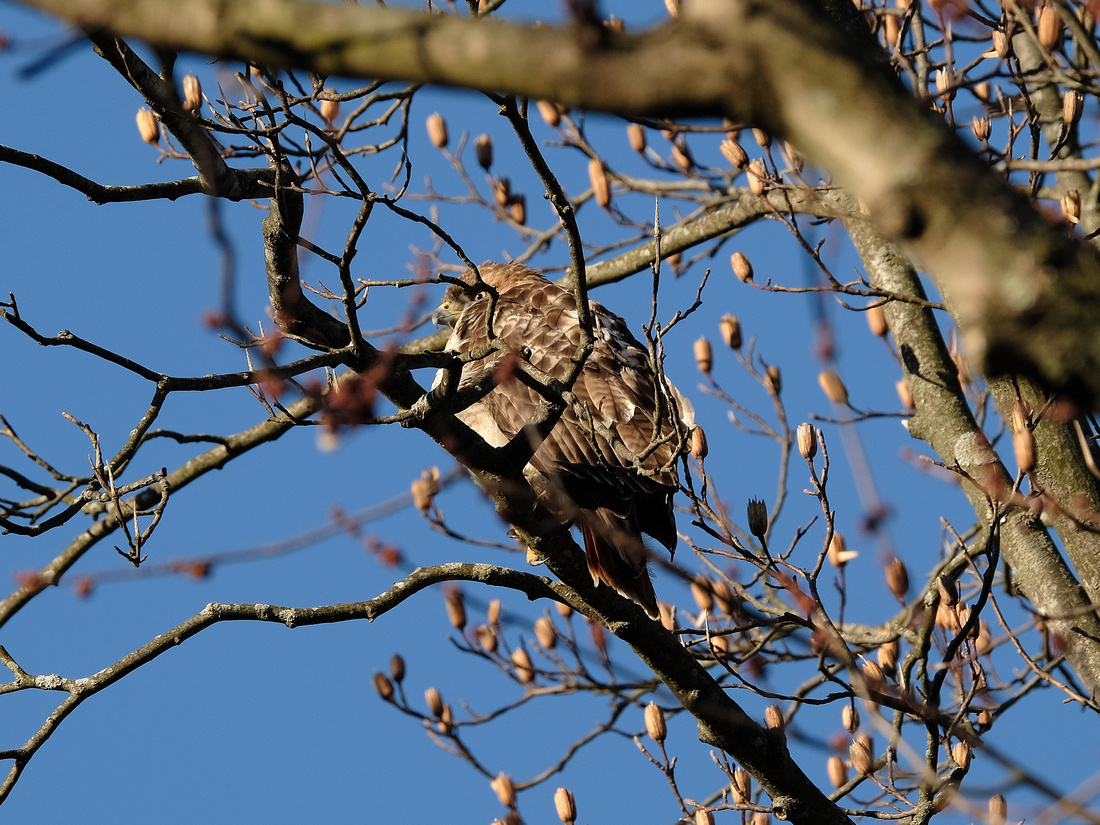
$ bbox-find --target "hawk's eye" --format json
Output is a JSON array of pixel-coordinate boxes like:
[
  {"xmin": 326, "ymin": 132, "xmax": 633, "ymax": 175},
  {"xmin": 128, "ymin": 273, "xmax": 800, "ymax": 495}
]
[{"xmin": 473, "ymin": 290, "xmax": 489, "ymax": 301}]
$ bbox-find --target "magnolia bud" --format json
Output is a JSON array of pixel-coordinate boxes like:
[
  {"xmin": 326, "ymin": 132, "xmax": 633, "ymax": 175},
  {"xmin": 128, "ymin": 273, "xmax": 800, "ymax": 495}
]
[
  {"xmin": 492, "ymin": 177, "xmax": 511, "ymax": 208},
  {"xmin": 886, "ymin": 557, "xmax": 909, "ymax": 600},
  {"xmin": 627, "ymin": 123, "xmax": 647, "ymax": 153},
  {"xmin": 828, "ymin": 532, "xmax": 858, "ymax": 567},
  {"xmin": 877, "ymin": 639, "xmax": 898, "ymax": 674},
  {"xmin": 411, "ymin": 466, "xmax": 440, "ymax": 514},
  {"xmin": 694, "ymin": 337, "xmax": 713, "ymax": 375},
  {"xmin": 818, "ymin": 370, "xmax": 850, "ymax": 405},
  {"xmin": 476, "ymin": 623, "xmax": 498, "ymax": 653},
  {"xmin": 992, "ymin": 29, "xmax": 1009, "ymax": 58},
  {"xmin": 511, "ymin": 647, "xmax": 535, "ymax": 683},
  {"xmin": 971, "ymin": 115, "xmax": 992, "ymax": 142},
  {"xmin": 508, "ymin": 194, "xmax": 526, "ymax": 226},
  {"xmin": 474, "ymin": 134, "xmax": 494, "ymax": 169},
  {"xmin": 1038, "ymin": 3, "xmax": 1063, "ymax": 50},
  {"xmin": 896, "ymin": 376, "xmax": 915, "ymax": 409},
  {"xmin": 883, "ymin": 12, "xmax": 900, "ymax": 45},
  {"xmin": 555, "ymin": 600, "xmax": 573, "ymax": 618},
  {"xmin": 989, "ymin": 794, "xmax": 1007, "ymax": 825},
  {"xmin": 1061, "ymin": 190, "xmax": 1081, "ymax": 225},
  {"xmin": 425, "ymin": 686, "xmax": 444, "ymax": 717},
  {"xmin": 861, "ymin": 660, "xmax": 887, "ymax": 693},
  {"xmin": 952, "ymin": 741, "xmax": 972, "ymax": 770},
  {"xmin": 730, "ymin": 251, "xmax": 753, "ymax": 283},
  {"xmin": 487, "ymin": 598, "xmax": 502, "ymax": 625},
  {"xmin": 537, "ymin": 100, "xmax": 562, "ymax": 127},
  {"xmin": 390, "ymin": 653, "xmax": 406, "ymax": 684},
  {"xmin": 850, "ymin": 738, "xmax": 874, "ymax": 776},
  {"xmin": 372, "ymin": 672, "xmax": 394, "ymax": 701},
  {"xmin": 645, "ymin": 702, "xmax": 667, "ymax": 742},
  {"xmin": 764, "ymin": 704, "xmax": 785, "ymax": 731},
  {"xmin": 136, "ymin": 108, "xmax": 160, "ymax": 145},
  {"xmin": 842, "ymin": 703, "xmax": 860, "ymax": 733},
  {"xmin": 797, "ymin": 423, "xmax": 817, "ymax": 460},
  {"xmin": 426, "ymin": 112, "xmax": 448, "ymax": 149},
  {"xmin": 588, "ymin": 159, "xmax": 611, "ymax": 208},
  {"xmin": 665, "ymin": 0, "xmax": 680, "ymax": 17},
  {"xmin": 752, "ymin": 128, "xmax": 771, "ymax": 148},
  {"xmin": 827, "ymin": 755, "xmax": 848, "ymax": 788},
  {"xmin": 731, "ymin": 768, "xmax": 751, "ymax": 803},
  {"xmin": 694, "ymin": 809, "xmax": 714, "ymax": 825},
  {"xmin": 1014, "ymin": 427, "xmax": 1036, "ymax": 474},
  {"xmin": 747, "ymin": 159, "xmax": 768, "ymax": 195},
  {"xmin": 445, "ymin": 589, "xmax": 466, "ymax": 630},
  {"xmin": 765, "ymin": 365, "xmax": 781, "ymax": 395},
  {"xmin": 319, "ymin": 98, "xmax": 340, "ymax": 127},
  {"xmin": 720, "ymin": 314, "xmax": 742, "ymax": 350},
  {"xmin": 658, "ymin": 602, "xmax": 676, "ymax": 631},
  {"xmin": 555, "ymin": 787, "xmax": 577, "ymax": 824},
  {"xmin": 866, "ymin": 304, "xmax": 888, "ymax": 337},
  {"xmin": 534, "ymin": 616, "xmax": 557, "ymax": 650},
  {"xmin": 691, "ymin": 577, "xmax": 714, "ymax": 612},
  {"xmin": 671, "ymin": 140, "xmax": 693, "ymax": 172},
  {"xmin": 691, "ymin": 426, "xmax": 709, "ymax": 460},
  {"xmin": 720, "ymin": 138, "xmax": 748, "ymax": 168},
  {"xmin": 491, "ymin": 773, "xmax": 517, "ymax": 808},
  {"xmin": 937, "ymin": 575, "xmax": 959, "ymax": 606},
  {"xmin": 1065, "ymin": 90, "xmax": 1084, "ymax": 125},
  {"xmin": 182, "ymin": 74, "xmax": 203, "ymax": 112}
]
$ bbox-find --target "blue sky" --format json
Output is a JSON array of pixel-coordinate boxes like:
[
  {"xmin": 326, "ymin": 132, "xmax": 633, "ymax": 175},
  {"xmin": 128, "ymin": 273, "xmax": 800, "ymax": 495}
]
[{"xmin": 1, "ymin": 1, "xmax": 1097, "ymax": 822}]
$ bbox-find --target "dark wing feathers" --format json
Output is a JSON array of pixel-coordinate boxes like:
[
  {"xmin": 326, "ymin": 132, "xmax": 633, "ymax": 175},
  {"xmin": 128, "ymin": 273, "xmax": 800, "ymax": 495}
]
[{"xmin": 441, "ymin": 262, "xmax": 694, "ymax": 617}]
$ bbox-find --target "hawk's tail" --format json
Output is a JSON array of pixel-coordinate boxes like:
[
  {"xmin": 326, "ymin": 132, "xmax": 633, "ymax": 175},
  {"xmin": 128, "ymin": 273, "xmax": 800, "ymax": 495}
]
[{"xmin": 578, "ymin": 514, "xmax": 659, "ymax": 620}]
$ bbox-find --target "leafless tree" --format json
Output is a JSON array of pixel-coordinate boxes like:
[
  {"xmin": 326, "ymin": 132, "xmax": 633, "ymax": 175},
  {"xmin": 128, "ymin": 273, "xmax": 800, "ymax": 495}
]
[{"xmin": 4, "ymin": 0, "xmax": 1100, "ymax": 823}]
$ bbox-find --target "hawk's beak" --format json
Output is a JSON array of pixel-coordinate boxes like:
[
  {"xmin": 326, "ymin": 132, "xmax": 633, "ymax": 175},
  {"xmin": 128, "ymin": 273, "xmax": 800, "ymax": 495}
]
[{"xmin": 432, "ymin": 302, "xmax": 457, "ymax": 328}]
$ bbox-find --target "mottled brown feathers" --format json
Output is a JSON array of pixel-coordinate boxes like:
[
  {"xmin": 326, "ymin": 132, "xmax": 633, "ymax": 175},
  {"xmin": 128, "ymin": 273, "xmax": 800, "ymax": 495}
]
[{"xmin": 437, "ymin": 262, "xmax": 694, "ymax": 618}]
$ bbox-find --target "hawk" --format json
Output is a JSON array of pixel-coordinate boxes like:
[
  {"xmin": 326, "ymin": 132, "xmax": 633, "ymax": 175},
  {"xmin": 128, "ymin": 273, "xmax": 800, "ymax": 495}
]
[{"xmin": 432, "ymin": 262, "xmax": 694, "ymax": 618}]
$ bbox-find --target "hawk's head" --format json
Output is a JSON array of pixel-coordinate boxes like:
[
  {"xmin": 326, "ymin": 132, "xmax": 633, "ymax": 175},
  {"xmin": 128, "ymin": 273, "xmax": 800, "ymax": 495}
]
[{"xmin": 431, "ymin": 264, "xmax": 511, "ymax": 328}]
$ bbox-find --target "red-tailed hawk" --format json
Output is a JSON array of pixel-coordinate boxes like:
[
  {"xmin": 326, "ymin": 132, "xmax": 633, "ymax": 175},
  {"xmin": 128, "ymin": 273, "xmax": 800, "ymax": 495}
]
[{"xmin": 432, "ymin": 262, "xmax": 694, "ymax": 618}]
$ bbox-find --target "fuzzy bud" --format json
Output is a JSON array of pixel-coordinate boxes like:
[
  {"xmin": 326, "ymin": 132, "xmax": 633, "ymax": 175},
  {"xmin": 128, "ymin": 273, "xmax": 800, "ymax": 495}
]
[
  {"xmin": 850, "ymin": 738, "xmax": 874, "ymax": 776},
  {"xmin": 885, "ymin": 557, "xmax": 909, "ymax": 600},
  {"xmin": 731, "ymin": 768, "xmax": 751, "ymax": 803},
  {"xmin": 555, "ymin": 787, "xmax": 577, "ymax": 824},
  {"xmin": 827, "ymin": 755, "xmax": 848, "ymax": 788},
  {"xmin": 818, "ymin": 370, "xmax": 850, "ymax": 405},
  {"xmin": 797, "ymin": 423, "xmax": 817, "ymax": 460},
  {"xmin": 937, "ymin": 575, "xmax": 959, "ymax": 606},
  {"xmin": 1061, "ymin": 190, "xmax": 1082, "ymax": 224},
  {"xmin": 555, "ymin": 601, "xmax": 573, "ymax": 618},
  {"xmin": 765, "ymin": 365, "xmax": 781, "ymax": 395},
  {"xmin": 883, "ymin": 12, "xmax": 900, "ymax": 46},
  {"xmin": 425, "ymin": 686, "xmax": 444, "ymax": 717},
  {"xmin": 866, "ymin": 304, "xmax": 888, "ymax": 337},
  {"xmin": 730, "ymin": 251, "xmax": 754, "ymax": 283},
  {"xmin": 720, "ymin": 138, "xmax": 749, "ymax": 168},
  {"xmin": 992, "ymin": 29, "xmax": 1009, "ymax": 58},
  {"xmin": 690, "ymin": 577, "xmax": 714, "ymax": 612},
  {"xmin": 671, "ymin": 140, "xmax": 693, "ymax": 172},
  {"xmin": 691, "ymin": 426, "xmax": 709, "ymax": 460},
  {"xmin": 426, "ymin": 112, "xmax": 448, "ymax": 149},
  {"xmin": 752, "ymin": 128, "xmax": 771, "ymax": 148},
  {"xmin": 896, "ymin": 377, "xmax": 915, "ymax": 409},
  {"xmin": 694, "ymin": 809, "xmax": 714, "ymax": 825},
  {"xmin": 989, "ymin": 794, "xmax": 1007, "ymax": 825},
  {"xmin": 861, "ymin": 660, "xmax": 887, "ymax": 693},
  {"xmin": 645, "ymin": 702, "xmax": 667, "ymax": 743},
  {"xmin": 476, "ymin": 624, "xmax": 498, "ymax": 653},
  {"xmin": 719, "ymin": 314, "xmax": 742, "ymax": 350},
  {"xmin": 746, "ymin": 159, "xmax": 768, "ymax": 196},
  {"xmin": 534, "ymin": 616, "xmax": 557, "ymax": 650},
  {"xmin": 492, "ymin": 177, "xmax": 511, "ymax": 209},
  {"xmin": 842, "ymin": 703, "xmax": 860, "ymax": 733},
  {"xmin": 182, "ymin": 74, "xmax": 203, "ymax": 112},
  {"xmin": 764, "ymin": 704, "xmax": 785, "ymax": 731},
  {"xmin": 588, "ymin": 159, "xmax": 611, "ymax": 208},
  {"xmin": 537, "ymin": 100, "xmax": 562, "ymax": 127},
  {"xmin": 511, "ymin": 647, "xmax": 535, "ymax": 683},
  {"xmin": 952, "ymin": 741, "xmax": 972, "ymax": 770},
  {"xmin": 372, "ymin": 672, "xmax": 394, "ymax": 702},
  {"xmin": 491, "ymin": 773, "xmax": 517, "ymax": 808},
  {"xmin": 1065, "ymin": 90, "xmax": 1084, "ymax": 125},
  {"xmin": 627, "ymin": 123, "xmax": 647, "ymax": 153},
  {"xmin": 411, "ymin": 466, "xmax": 440, "ymax": 514},
  {"xmin": 474, "ymin": 134, "xmax": 494, "ymax": 170},
  {"xmin": 508, "ymin": 194, "xmax": 526, "ymax": 226},
  {"xmin": 445, "ymin": 589, "xmax": 466, "ymax": 630},
  {"xmin": 971, "ymin": 115, "xmax": 992, "ymax": 143},
  {"xmin": 390, "ymin": 654, "xmax": 406, "ymax": 684},
  {"xmin": 877, "ymin": 639, "xmax": 899, "ymax": 674},
  {"xmin": 828, "ymin": 532, "xmax": 858, "ymax": 567},
  {"xmin": 694, "ymin": 337, "xmax": 713, "ymax": 375},
  {"xmin": 1038, "ymin": 3, "xmax": 1063, "ymax": 50},
  {"xmin": 136, "ymin": 108, "xmax": 160, "ymax": 145},
  {"xmin": 487, "ymin": 598, "xmax": 502, "ymax": 625}
]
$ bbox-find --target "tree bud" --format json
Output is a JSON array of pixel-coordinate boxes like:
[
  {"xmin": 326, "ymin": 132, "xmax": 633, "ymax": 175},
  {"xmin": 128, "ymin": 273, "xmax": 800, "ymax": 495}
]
[
  {"xmin": 827, "ymin": 755, "xmax": 848, "ymax": 788},
  {"xmin": 645, "ymin": 702, "xmax": 667, "ymax": 742},
  {"xmin": 730, "ymin": 251, "xmax": 753, "ymax": 283},
  {"xmin": 866, "ymin": 304, "xmax": 888, "ymax": 337},
  {"xmin": 690, "ymin": 426, "xmax": 708, "ymax": 460},
  {"xmin": 797, "ymin": 423, "xmax": 817, "ymax": 460},
  {"xmin": 534, "ymin": 616, "xmax": 557, "ymax": 650},
  {"xmin": 371, "ymin": 672, "xmax": 394, "ymax": 702},
  {"xmin": 747, "ymin": 499, "xmax": 768, "ymax": 540},
  {"xmin": 828, "ymin": 532, "xmax": 858, "ymax": 567},
  {"xmin": 989, "ymin": 794, "xmax": 1007, "ymax": 825},
  {"xmin": 764, "ymin": 704, "xmax": 785, "ymax": 731},
  {"xmin": 588, "ymin": 159, "xmax": 611, "ymax": 208},
  {"xmin": 693, "ymin": 337, "xmax": 713, "ymax": 375},
  {"xmin": 491, "ymin": 773, "xmax": 517, "ymax": 808},
  {"xmin": 554, "ymin": 787, "xmax": 576, "ymax": 824},
  {"xmin": 842, "ymin": 703, "xmax": 860, "ymax": 733},
  {"xmin": 511, "ymin": 647, "xmax": 535, "ymax": 683},
  {"xmin": 765, "ymin": 365, "xmax": 781, "ymax": 395},
  {"xmin": 182, "ymin": 74, "xmax": 203, "ymax": 112},
  {"xmin": 885, "ymin": 557, "xmax": 909, "ymax": 600},
  {"xmin": 850, "ymin": 738, "xmax": 874, "ymax": 776},
  {"xmin": 425, "ymin": 686, "xmax": 444, "ymax": 717},
  {"xmin": 720, "ymin": 138, "xmax": 748, "ymax": 168},
  {"xmin": 426, "ymin": 112, "xmax": 448, "ymax": 149},
  {"xmin": 746, "ymin": 159, "xmax": 768, "ymax": 195},
  {"xmin": 390, "ymin": 653, "xmax": 406, "ymax": 684},
  {"xmin": 719, "ymin": 314, "xmax": 742, "ymax": 350},
  {"xmin": 818, "ymin": 370, "xmax": 850, "ymax": 405},
  {"xmin": 136, "ymin": 108, "xmax": 160, "ymax": 145},
  {"xmin": 627, "ymin": 122, "xmax": 647, "ymax": 153},
  {"xmin": 474, "ymin": 133, "xmax": 494, "ymax": 169},
  {"xmin": 445, "ymin": 589, "xmax": 466, "ymax": 630},
  {"xmin": 537, "ymin": 100, "xmax": 562, "ymax": 127}
]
